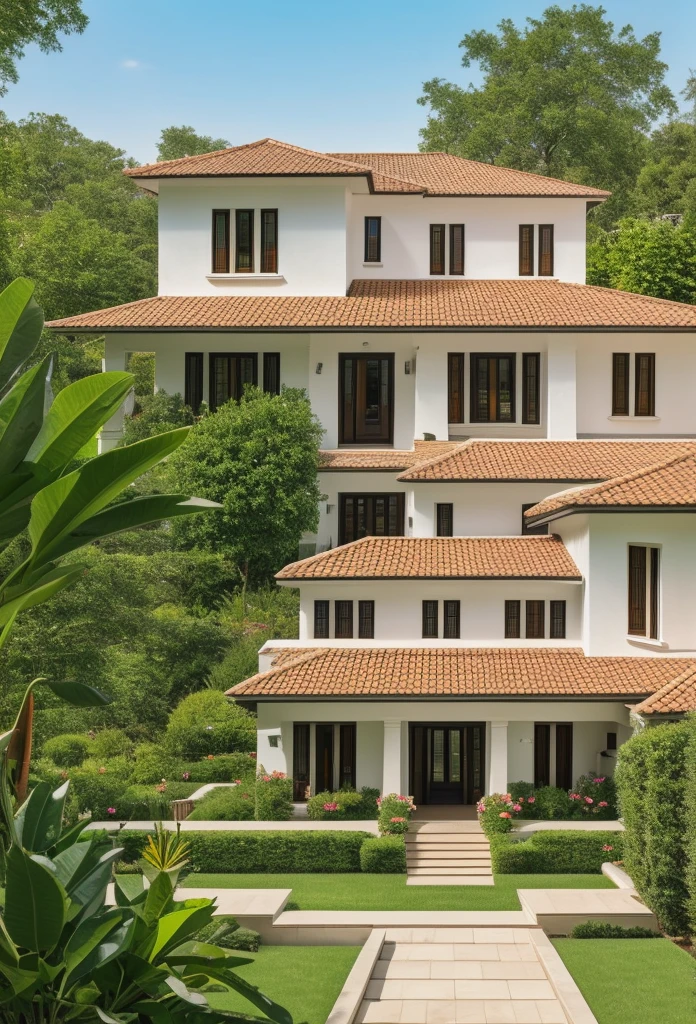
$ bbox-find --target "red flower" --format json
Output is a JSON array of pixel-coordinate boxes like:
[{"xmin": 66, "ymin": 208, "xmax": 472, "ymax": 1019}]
[
  {"xmin": 499, "ymin": 811, "xmax": 512, "ymax": 819},
  {"xmin": 602, "ymin": 844, "xmax": 614, "ymax": 852}
]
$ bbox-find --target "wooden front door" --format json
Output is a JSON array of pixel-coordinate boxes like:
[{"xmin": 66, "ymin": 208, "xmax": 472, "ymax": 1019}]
[
  {"xmin": 340, "ymin": 354, "xmax": 394, "ymax": 444},
  {"xmin": 410, "ymin": 724, "xmax": 485, "ymax": 805}
]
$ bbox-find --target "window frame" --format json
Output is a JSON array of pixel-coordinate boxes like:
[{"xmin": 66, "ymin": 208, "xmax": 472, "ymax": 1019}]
[
  {"xmin": 260, "ymin": 209, "xmax": 278, "ymax": 273},
  {"xmin": 234, "ymin": 209, "xmax": 255, "ymax": 273},
  {"xmin": 430, "ymin": 223, "xmax": 446, "ymax": 275},
  {"xmin": 449, "ymin": 224, "xmax": 465, "ymax": 275},
  {"xmin": 364, "ymin": 216, "xmax": 382, "ymax": 263},
  {"xmin": 358, "ymin": 600, "xmax": 375, "ymax": 639},
  {"xmin": 212, "ymin": 209, "xmax": 230, "ymax": 274},
  {"xmin": 612, "ymin": 353, "xmax": 630, "ymax": 416},
  {"xmin": 634, "ymin": 353, "xmax": 655, "ymax": 417},
  {"xmin": 550, "ymin": 600, "xmax": 567, "ymax": 639},
  {"xmin": 338, "ymin": 492, "xmax": 405, "ymax": 546},
  {"xmin": 519, "ymin": 225, "xmax": 534, "ymax": 276},
  {"xmin": 538, "ymin": 224, "xmax": 554, "ymax": 277},
  {"xmin": 338, "ymin": 353, "xmax": 395, "ymax": 446},
  {"xmin": 335, "ymin": 600, "xmax": 354, "ymax": 639},
  {"xmin": 208, "ymin": 352, "xmax": 258, "ymax": 411},
  {"xmin": 522, "ymin": 352, "xmax": 541, "ymax": 425},
  {"xmin": 184, "ymin": 352, "xmax": 203, "ymax": 412},
  {"xmin": 525, "ymin": 600, "xmax": 545, "ymax": 639},
  {"xmin": 436, "ymin": 503, "xmax": 454, "ymax": 537},
  {"xmin": 422, "ymin": 600, "xmax": 439, "ymax": 639},
  {"xmin": 443, "ymin": 599, "xmax": 461, "ymax": 639},
  {"xmin": 448, "ymin": 352, "xmax": 465, "ymax": 423},
  {"xmin": 313, "ymin": 600, "xmax": 330, "ymax": 639},
  {"xmin": 628, "ymin": 544, "xmax": 660, "ymax": 639},
  {"xmin": 504, "ymin": 600, "xmax": 521, "ymax": 639},
  {"xmin": 470, "ymin": 353, "xmax": 516, "ymax": 423},
  {"xmin": 263, "ymin": 352, "xmax": 281, "ymax": 396}
]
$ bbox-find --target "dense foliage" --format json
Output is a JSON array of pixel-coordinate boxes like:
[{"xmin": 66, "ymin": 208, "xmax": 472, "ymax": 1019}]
[
  {"xmin": 480, "ymin": 777, "xmax": 617, "ymax": 834},
  {"xmin": 490, "ymin": 830, "xmax": 623, "ymax": 874},
  {"xmin": 360, "ymin": 836, "xmax": 407, "ymax": 873},
  {"xmin": 307, "ymin": 786, "xmax": 379, "ymax": 821}
]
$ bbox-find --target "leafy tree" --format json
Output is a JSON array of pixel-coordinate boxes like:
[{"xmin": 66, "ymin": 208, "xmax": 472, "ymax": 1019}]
[
  {"xmin": 418, "ymin": 5, "xmax": 676, "ymax": 220},
  {"xmin": 632, "ymin": 121, "xmax": 696, "ymax": 222},
  {"xmin": 0, "ymin": 0, "xmax": 88, "ymax": 95},
  {"xmin": 121, "ymin": 389, "xmax": 195, "ymax": 445},
  {"xmin": 157, "ymin": 124, "xmax": 231, "ymax": 162},
  {"xmin": 587, "ymin": 218, "xmax": 696, "ymax": 303},
  {"xmin": 170, "ymin": 387, "xmax": 324, "ymax": 584},
  {"xmin": 164, "ymin": 689, "xmax": 256, "ymax": 758}
]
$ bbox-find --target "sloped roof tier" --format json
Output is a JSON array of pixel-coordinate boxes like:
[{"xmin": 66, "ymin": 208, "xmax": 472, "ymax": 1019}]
[
  {"xmin": 399, "ymin": 439, "xmax": 696, "ymax": 483},
  {"xmin": 276, "ymin": 535, "xmax": 581, "ymax": 581},
  {"xmin": 229, "ymin": 646, "xmax": 696, "ymax": 701},
  {"xmin": 318, "ymin": 440, "xmax": 460, "ymax": 472},
  {"xmin": 633, "ymin": 669, "xmax": 696, "ymax": 715},
  {"xmin": 45, "ymin": 279, "xmax": 696, "ymax": 332}
]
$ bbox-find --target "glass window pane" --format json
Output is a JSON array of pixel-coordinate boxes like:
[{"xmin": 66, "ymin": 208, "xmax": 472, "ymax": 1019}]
[
  {"xmin": 432, "ymin": 730, "xmax": 444, "ymax": 782},
  {"xmin": 449, "ymin": 730, "xmax": 461, "ymax": 782}
]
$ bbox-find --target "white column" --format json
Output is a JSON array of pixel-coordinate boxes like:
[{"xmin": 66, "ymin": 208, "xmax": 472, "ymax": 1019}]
[
  {"xmin": 414, "ymin": 347, "xmax": 448, "ymax": 441},
  {"xmin": 382, "ymin": 719, "xmax": 403, "ymax": 795},
  {"xmin": 488, "ymin": 721, "xmax": 509, "ymax": 795},
  {"xmin": 99, "ymin": 337, "xmax": 129, "ymax": 452},
  {"xmin": 546, "ymin": 336, "xmax": 577, "ymax": 439}
]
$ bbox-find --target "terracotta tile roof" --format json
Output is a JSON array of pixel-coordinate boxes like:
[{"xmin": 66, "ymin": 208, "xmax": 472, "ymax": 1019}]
[
  {"xmin": 275, "ymin": 535, "xmax": 581, "ymax": 581},
  {"xmin": 229, "ymin": 646, "xmax": 696, "ymax": 700},
  {"xmin": 526, "ymin": 450, "xmax": 696, "ymax": 522},
  {"xmin": 633, "ymin": 667, "xmax": 696, "ymax": 715},
  {"xmin": 45, "ymin": 280, "xmax": 696, "ymax": 332},
  {"xmin": 123, "ymin": 137, "xmax": 609, "ymax": 198},
  {"xmin": 399, "ymin": 439, "xmax": 696, "ymax": 483},
  {"xmin": 318, "ymin": 440, "xmax": 460, "ymax": 472}
]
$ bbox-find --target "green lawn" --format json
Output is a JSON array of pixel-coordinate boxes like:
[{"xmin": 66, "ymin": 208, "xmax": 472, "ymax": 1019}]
[
  {"xmin": 185, "ymin": 872, "xmax": 615, "ymax": 910},
  {"xmin": 206, "ymin": 946, "xmax": 360, "ymax": 1024},
  {"xmin": 554, "ymin": 939, "xmax": 696, "ymax": 1024}
]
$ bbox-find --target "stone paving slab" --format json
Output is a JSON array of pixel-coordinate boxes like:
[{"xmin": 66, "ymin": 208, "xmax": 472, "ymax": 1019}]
[
  {"xmin": 407, "ymin": 876, "xmax": 495, "ymax": 887},
  {"xmin": 518, "ymin": 888, "xmax": 657, "ymax": 935},
  {"xmin": 513, "ymin": 821, "xmax": 623, "ymax": 834}
]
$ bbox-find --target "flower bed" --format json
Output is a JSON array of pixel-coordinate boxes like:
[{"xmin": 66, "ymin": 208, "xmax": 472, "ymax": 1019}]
[
  {"xmin": 378, "ymin": 793, "xmax": 416, "ymax": 835},
  {"xmin": 307, "ymin": 787, "xmax": 379, "ymax": 820},
  {"xmin": 478, "ymin": 776, "xmax": 617, "ymax": 835}
]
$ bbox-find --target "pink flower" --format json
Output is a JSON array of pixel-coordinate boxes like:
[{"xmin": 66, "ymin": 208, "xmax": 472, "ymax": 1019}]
[
  {"xmin": 376, "ymin": 797, "xmax": 382, "ymax": 806},
  {"xmin": 598, "ymin": 801, "xmax": 608, "ymax": 808},
  {"xmin": 182, "ymin": 771, "xmax": 190, "ymax": 781},
  {"xmin": 262, "ymin": 775, "xmax": 271, "ymax": 782},
  {"xmin": 390, "ymin": 816, "xmax": 406, "ymax": 823},
  {"xmin": 323, "ymin": 802, "xmax": 339, "ymax": 812},
  {"xmin": 593, "ymin": 778, "xmax": 606, "ymax": 784},
  {"xmin": 602, "ymin": 844, "xmax": 614, "ymax": 852},
  {"xmin": 499, "ymin": 811, "xmax": 512, "ymax": 819},
  {"xmin": 584, "ymin": 797, "xmax": 594, "ymax": 805},
  {"xmin": 107, "ymin": 807, "xmax": 116, "ymax": 815},
  {"xmin": 503, "ymin": 793, "xmax": 512, "ymax": 802},
  {"xmin": 527, "ymin": 796, "xmax": 536, "ymax": 804},
  {"xmin": 512, "ymin": 803, "xmax": 522, "ymax": 812},
  {"xmin": 569, "ymin": 793, "xmax": 580, "ymax": 800},
  {"xmin": 518, "ymin": 796, "xmax": 525, "ymax": 803},
  {"xmin": 476, "ymin": 801, "xmax": 486, "ymax": 813},
  {"xmin": 234, "ymin": 779, "xmax": 242, "ymax": 785}
]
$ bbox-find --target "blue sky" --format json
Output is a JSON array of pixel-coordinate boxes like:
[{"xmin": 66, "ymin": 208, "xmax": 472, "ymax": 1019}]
[{"xmin": 2, "ymin": 0, "xmax": 694, "ymax": 162}]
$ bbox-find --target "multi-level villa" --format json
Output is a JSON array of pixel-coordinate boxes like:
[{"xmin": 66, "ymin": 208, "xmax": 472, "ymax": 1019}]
[{"xmin": 49, "ymin": 138, "xmax": 696, "ymax": 808}]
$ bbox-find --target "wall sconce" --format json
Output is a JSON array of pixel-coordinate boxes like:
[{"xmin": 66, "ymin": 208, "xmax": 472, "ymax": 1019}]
[
  {"xmin": 404, "ymin": 361, "xmax": 411, "ymax": 375},
  {"xmin": 315, "ymin": 362, "xmax": 323, "ymax": 374},
  {"xmin": 326, "ymin": 503, "xmax": 335, "ymax": 514},
  {"xmin": 269, "ymin": 735, "xmax": 280, "ymax": 748},
  {"xmin": 362, "ymin": 341, "xmax": 369, "ymax": 347}
]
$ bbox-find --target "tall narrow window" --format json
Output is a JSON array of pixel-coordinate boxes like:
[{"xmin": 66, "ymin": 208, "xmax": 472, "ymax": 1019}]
[
  {"xmin": 292, "ymin": 723, "xmax": 310, "ymax": 801},
  {"xmin": 235, "ymin": 209, "xmax": 254, "ymax": 273},
  {"xmin": 448, "ymin": 353, "xmax": 465, "ymax": 423},
  {"xmin": 534, "ymin": 724, "xmax": 551, "ymax": 787},
  {"xmin": 538, "ymin": 225, "xmax": 554, "ymax": 276},
  {"xmin": 335, "ymin": 601, "xmax": 354, "ymax": 639},
  {"xmin": 263, "ymin": 353, "xmax": 280, "ymax": 395},
  {"xmin": 555, "ymin": 723, "xmax": 574, "ymax": 790},
  {"xmin": 526, "ymin": 600, "xmax": 545, "ymax": 639},
  {"xmin": 522, "ymin": 353, "xmax": 541, "ymax": 424},
  {"xmin": 612, "ymin": 353, "xmax": 630, "ymax": 416},
  {"xmin": 422, "ymin": 600, "xmax": 438, "ymax": 638},
  {"xmin": 505, "ymin": 600, "xmax": 521, "ymax": 639},
  {"xmin": 519, "ymin": 225, "xmax": 534, "ymax": 276},
  {"xmin": 430, "ymin": 224, "xmax": 445, "ymax": 275},
  {"xmin": 635, "ymin": 354, "xmax": 655, "ymax": 416},
  {"xmin": 436, "ymin": 503, "xmax": 454, "ymax": 537},
  {"xmin": 522, "ymin": 503, "xmax": 549, "ymax": 536},
  {"xmin": 449, "ymin": 224, "xmax": 465, "ymax": 275},
  {"xmin": 314, "ymin": 600, "xmax": 329, "ymax": 639},
  {"xmin": 358, "ymin": 600, "xmax": 375, "ymax": 639},
  {"xmin": 443, "ymin": 600, "xmax": 461, "ymax": 639},
  {"xmin": 209, "ymin": 354, "xmax": 258, "ymax": 410},
  {"xmin": 339, "ymin": 724, "xmax": 356, "ymax": 788},
  {"xmin": 470, "ymin": 354, "xmax": 515, "ymax": 422},
  {"xmin": 260, "ymin": 209, "xmax": 278, "ymax": 273},
  {"xmin": 184, "ymin": 352, "xmax": 203, "ymax": 412},
  {"xmin": 650, "ymin": 547, "xmax": 659, "ymax": 640},
  {"xmin": 364, "ymin": 216, "xmax": 381, "ymax": 262},
  {"xmin": 212, "ymin": 210, "xmax": 230, "ymax": 273},
  {"xmin": 627, "ymin": 545, "xmax": 660, "ymax": 640},
  {"xmin": 550, "ymin": 600, "xmax": 567, "ymax": 639}
]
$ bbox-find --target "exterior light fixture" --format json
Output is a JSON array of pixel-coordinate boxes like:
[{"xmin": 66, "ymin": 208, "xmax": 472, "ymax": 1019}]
[
  {"xmin": 315, "ymin": 362, "xmax": 323, "ymax": 374},
  {"xmin": 404, "ymin": 361, "xmax": 411, "ymax": 374}
]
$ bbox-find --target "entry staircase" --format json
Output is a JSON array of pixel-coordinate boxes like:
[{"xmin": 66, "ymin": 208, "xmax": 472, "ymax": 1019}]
[{"xmin": 405, "ymin": 820, "xmax": 493, "ymax": 886}]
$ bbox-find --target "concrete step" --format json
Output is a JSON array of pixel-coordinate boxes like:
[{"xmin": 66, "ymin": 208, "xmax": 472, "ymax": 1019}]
[
  {"xmin": 407, "ymin": 867, "xmax": 494, "ymax": 876},
  {"xmin": 407, "ymin": 849, "xmax": 491, "ymax": 859},
  {"xmin": 406, "ymin": 835, "xmax": 487, "ymax": 844}
]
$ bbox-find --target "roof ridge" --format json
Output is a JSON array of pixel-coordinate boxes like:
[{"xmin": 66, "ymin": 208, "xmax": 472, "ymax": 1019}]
[{"xmin": 397, "ymin": 440, "xmax": 472, "ymax": 479}]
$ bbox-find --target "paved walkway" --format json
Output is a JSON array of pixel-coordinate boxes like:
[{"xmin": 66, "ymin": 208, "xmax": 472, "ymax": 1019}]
[{"xmin": 406, "ymin": 821, "xmax": 493, "ymax": 886}]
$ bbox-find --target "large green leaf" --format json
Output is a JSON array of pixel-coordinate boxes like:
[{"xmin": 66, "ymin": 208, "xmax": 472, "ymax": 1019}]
[
  {"xmin": 181, "ymin": 964, "xmax": 293, "ymax": 1024},
  {"xmin": 25, "ymin": 371, "xmax": 135, "ymax": 474},
  {"xmin": 43, "ymin": 680, "xmax": 112, "ymax": 708},
  {"xmin": 64, "ymin": 907, "xmax": 135, "ymax": 985},
  {"xmin": 148, "ymin": 905, "xmax": 216, "ymax": 962},
  {"xmin": 69, "ymin": 846, "xmax": 124, "ymax": 920},
  {"xmin": 4, "ymin": 847, "xmax": 67, "ymax": 952},
  {"xmin": 142, "ymin": 872, "xmax": 174, "ymax": 927},
  {"xmin": 0, "ymin": 564, "xmax": 85, "ymax": 625},
  {"xmin": 0, "ymin": 279, "xmax": 43, "ymax": 392},
  {"xmin": 14, "ymin": 779, "xmax": 69, "ymax": 852},
  {"xmin": 0, "ymin": 355, "xmax": 53, "ymax": 476},
  {"xmin": 28, "ymin": 427, "xmax": 191, "ymax": 567},
  {"xmin": 0, "ymin": 504, "xmax": 32, "ymax": 546},
  {"xmin": 166, "ymin": 941, "xmax": 252, "ymax": 969}
]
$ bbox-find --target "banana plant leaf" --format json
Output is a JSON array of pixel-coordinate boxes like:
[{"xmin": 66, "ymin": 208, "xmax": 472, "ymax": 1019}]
[
  {"xmin": 0, "ymin": 279, "xmax": 43, "ymax": 393},
  {"xmin": 4, "ymin": 846, "xmax": 67, "ymax": 952},
  {"xmin": 64, "ymin": 907, "xmax": 135, "ymax": 986},
  {"xmin": 14, "ymin": 779, "xmax": 69, "ymax": 852},
  {"xmin": 0, "ymin": 354, "xmax": 53, "ymax": 476}
]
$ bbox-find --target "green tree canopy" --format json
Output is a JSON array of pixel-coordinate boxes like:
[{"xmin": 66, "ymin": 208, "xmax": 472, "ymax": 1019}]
[
  {"xmin": 0, "ymin": 0, "xmax": 87, "ymax": 94},
  {"xmin": 157, "ymin": 124, "xmax": 230, "ymax": 162},
  {"xmin": 587, "ymin": 218, "xmax": 696, "ymax": 303},
  {"xmin": 418, "ymin": 4, "xmax": 676, "ymax": 221}
]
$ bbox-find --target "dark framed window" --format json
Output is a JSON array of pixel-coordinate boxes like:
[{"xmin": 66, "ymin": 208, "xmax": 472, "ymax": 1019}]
[
  {"xmin": 422, "ymin": 600, "xmax": 438, "ymax": 639},
  {"xmin": 538, "ymin": 224, "xmax": 554, "ymax": 276},
  {"xmin": 212, "ymin": 210, "xmax": 230, "ymax": 273},
  {"xmin": 606, "ymin": 731, "xmax": 617, "ymax": 751},
  {"xmin": 364, "ymin": 216, "xmax": 381, "ymax": 262},
  {"xmin": 522, "ymin": 353, "xmax": 540, "ymax": 424},
  {"xmin": 184, "ymin": 352, "xmax": 203, "ymax": 412},
  {"xmin": 505, "ymin": 600, "xmax": 521, "ymax": 638},
  {"xmin": 519, "ymin": 225, "xmax": 534, "ymax": 276},
  {"xmin": 263, "ymin": 352, "xmax": 281, "ymax": 395},
  {"xmin": 526, "ymin": 600, "xmax": 545, "ymax": 639},
  {"xmin": 339, "ymin": 723, "xmax": 356, "ymax": 788},
  {"xmin": 339, "ymin": 493, "xmax": 404, "ymax": 545},
  {"xmin": 555, "ymin": 723, "xmax": 573, "ymax": 790},
  {"xmin": 335, "ymin": 600, "xmax": 354, "ymax": 639},
  {"xmin": 430, "ymin": 224, "xmax": 445, "ymax": 275},
  {"xmin": 443, "ymin": 600, "xmax": 461, "ymax": 639},
  {"xmin": 628, "ymin": 545, "xmax": 660, "ymax": 639},
  {"xmin": 448, "ymin": 353, "xmax": 465, "ymax": 423},
  {"xmin": 292, "ymin": 723, "xmax": 310, "ymax": 801},
  {"xmin": 650, "ymin": 546, "xmax": 659, "ymax": 640},
  {"xmin": 313, "ymin": 600, "xmax": 329, "ymax": 639},
  {"xmin": 339, "ymin": 354, "xmax": 394, "ymax": 445},
  {"xmin": 260, "ymin": 209, "xmax": 278, "ymax": 273},
  {"xmin": 534, "ymin": 723, "xmax": 551, "ymax": 787},
  {"xmin": 358, "ymin": 600, "xmax": 375, "ymax": 639},
  {"xmin": 470, "ymin": 354, "xmax": 515, "ymax": 423},
  {"xmin": 550, "ymin": 600, "xmax": 566, "ymax": 639},
  {"xmin": 449, "ymin": 224, "xmax": 465, "ymax": 275},
  {"xmin": 635, "ymin": 354, "xmax": 655, "ymax": 416},
  {"xmin": 612, "ymin": 353, "xmax": 630, "ymax": 416},
  {"xmin": 522, "ymin": 503, "xmax": 548, "ymax": 536},
  {"xmin": 436, "ymin": 503, "xmax": 454, "ymax": 537},
  {"xmin": 209, "ymin": 353, "xmax": 258, "ymax": 410},
  {"xmin": 235, "ymin": 209, "xmax": 254, "ymax": 272}
]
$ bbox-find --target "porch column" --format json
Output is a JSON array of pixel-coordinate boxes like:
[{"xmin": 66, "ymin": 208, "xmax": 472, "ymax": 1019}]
[
  {"xmin": 488, "ymin": 721, "xmax": 509, "ymax": 795},
  {"xmin": 382, "ymin": 719, "xmax": 403, "ymax": 795},
  {"xmin": 100, "ymin": 337, "xmax": 129, "ymax": 452},
  {"xmin": 546, "ymin": 337, "xmax": 577, "ymax": 439}
]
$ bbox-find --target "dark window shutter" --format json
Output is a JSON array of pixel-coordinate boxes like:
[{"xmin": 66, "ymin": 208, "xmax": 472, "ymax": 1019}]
[
  {"xmin": 522, "ymin": 353, "xmax": 540, "ymax": 424},
  {"xmin": 519, "ymin": 225, "xmax": 534, "ymax": 276},
  {"xmin": 522, "ymin": 503, "xmax": 548, "ymax": 536},
  {"xmin": 430, "ymin": 224, "xmax": 445, "ymax": 275},
  {"xmin": 339, "ymin": 724, "xmax": 356, "ymax": 788},
  {"xmin": 448, "ymin": 353, "xmax": 465, "ymax": 423},
  {"xmin": 358, "ymin": 600, "xmax": 375, "ymax": 639},
  {"xmin": 628, "ymin": 545, "xmax": 647, "ymax": 635},
  {"xmin": 436, "ymin": 503, "xmax": 454, "ymax": 537},
  {"xmin": 555, "ymin": 723, "xmax": 574, "ymax": 790},
  {"xmin": 184, "ymin": 352, "xmax": 203, "ymax": 412},
  {"xmin": 313, "ymin": 600, "xmax": 330, "ymax": 639},
  {"xmin": 235, "ymin": 209, "xmax": 254, "ymax": 272},
  {"xmin": 263, "ymin": 353, "xmax": 281, "ymax": 395},
  {"xmin": 525, "ymin": 600, "xmax": 545, "ymax": 639},
  {"xmin": 635, "ymin": 354, "xmax": 655, "ymax": 416},
  {"xmin": 649, "ymin": 547, "xmax": 659, "ymax": 640},
  {"xmin": 449, "ymin": 224, "xmax": 465, "ymax": 275},
  {"xmin": 538, "ymin": 225, "xmax": 554, "ymax": 276},
  {"xmin": 606, "ymin": 732, "xmax": 617, "ymax": 751},
  {"xmin": 335, "ymin": 600, "xmax": 354, "ymax": 639},
  {"xmin": 260, "ymin": 209, "xmax": 278, "ymax": 273},
  {"xmin": 422, "ymin": 600, "xmax": 438, "ymax": 638},
  {"xmin": 550, "ymin": 600, "xmax": 566, "ymax": 639},
  {"xmin": 212, "ymin": 210, "xmax": 230, "ymax": 273},
  {"xmin": 364, "ymin": 217, "xmax": 381, "ymax": 262},
  {"xmin": 504, "ymin": 600, "xmax": 521, "ymax": 638},
  {"xmin": 293, "ymin": 723, "xmax": 310, "ymax": 801},
  {"xmin": 612, "ymin": 353, "xmax": 630, "ymax": 416},
  {"xmin": 443, "ymin": 600, "xmax": 460, "ymax": 639},
  {"xmin": 534, "ymin": 724, "xmax": 551, "ymax": 787}
]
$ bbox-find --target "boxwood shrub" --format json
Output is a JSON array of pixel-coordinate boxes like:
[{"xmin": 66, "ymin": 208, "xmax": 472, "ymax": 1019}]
[
  {"xmin": 187, "ymin": 785, "xmax": 255, "ymax": 821},
  {"xmin": 360, "ymin": 836, "xmax": 406, "ymax": 873},
  {"xmin": 307, "ymin": 787, "xmax": 379, "ymax": 821},
  {"xmin": 490, "ymin": 830, "xmax": 624, "ymax": 874},
  {"xmin": 42, "ymin": 734, "xmax": 91, "ymax": 768}
]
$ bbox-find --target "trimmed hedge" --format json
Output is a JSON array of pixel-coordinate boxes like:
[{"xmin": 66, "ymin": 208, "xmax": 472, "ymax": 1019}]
[
  {"xmin": 360, "ymin": 837, "xmax": 406, "ymax": 873},
  {"xmin": 687, "ymin": 717, "xmax": 696, "ymax": 935},
  {"xmin": 490, "ymin": 830, "xmax": 623, "ymax": 874},
  {"xmin": 254, "ymin": 772, "xmax": 293, "ymax": 821},
  {"xmin": 570, "ymin": 921, "xmax": 661, "ymax": 939},
  {"xmin": 187, "ymin": 786, "xmax": 255, "ymax": 821},
  {"xmin": 307, "ymin": 787, "xmax": 379, "ymax": 821},
  {"xmin": 42, "ymin": 734, "xmax": 91, "ymax": 768}
]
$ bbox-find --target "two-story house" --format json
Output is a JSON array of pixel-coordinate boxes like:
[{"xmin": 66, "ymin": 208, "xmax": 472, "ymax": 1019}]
[{"xmin": 47, "ymin": 137, "xmax": 696, "ymax": 807}]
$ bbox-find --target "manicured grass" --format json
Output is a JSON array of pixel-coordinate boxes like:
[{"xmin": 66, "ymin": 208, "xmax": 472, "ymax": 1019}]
[
  {"xmin": 554, "ymin": 939, "xmax": 696, "ymax": 1024},
  {"xmin": 206, "ymin": 945, "xmax": 360, "ymax": 1024},
  {"xmin": 185, "ymin": 872, "xmax": 615, "ymax": 910}
]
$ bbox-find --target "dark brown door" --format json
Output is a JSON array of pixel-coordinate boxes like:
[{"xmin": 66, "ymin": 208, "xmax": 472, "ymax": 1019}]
[
  {"xmin": 293, "ymin": 724, "xmax": 310, "ymax": 801},
  {"xmin": 339, "ymin": 724, "xmax": 356, "ymax": 788},
  {"xmin": 410, "ymin": 724, "xmax": 485, "ymax": 805},
  {"xmin": 315, "ymin": 724, "xmax": 334, "ymax": 793},
  {"xmin": 340, "ymin": 355, "xmax": 393, "ymax": 444},
  {"xmin": 339, "ymin": 493, "xmax": 404, "ymax": 544},
  {"xmin": 534, "ymin": 724, "xmax": 551, "ymax": 788},
  {"xmin": 555, "ymin": 724, "xmax": 574, "ymax": 791}
]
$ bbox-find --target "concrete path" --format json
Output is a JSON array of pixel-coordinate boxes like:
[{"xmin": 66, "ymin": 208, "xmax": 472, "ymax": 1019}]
[{"xmin": 406, "ymin": 821, "xmax": 493, "ymax": 886}]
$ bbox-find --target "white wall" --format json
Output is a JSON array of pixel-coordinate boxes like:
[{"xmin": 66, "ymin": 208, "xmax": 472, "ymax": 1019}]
[
  {"xmin": 347, "ymin": 196, "xmax": 589, "ymax": 284},
  {"xmin": 410, "ymin": 482, "xmax": 568, "ymax": 536},
  {"xmin": 315, "ymin": 471, "xmax": 411, "ymax": 550}
]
